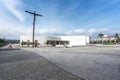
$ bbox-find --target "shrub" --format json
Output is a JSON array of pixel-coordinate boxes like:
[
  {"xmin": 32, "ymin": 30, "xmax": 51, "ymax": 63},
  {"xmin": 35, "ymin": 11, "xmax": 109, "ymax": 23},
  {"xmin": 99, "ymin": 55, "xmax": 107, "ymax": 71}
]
[{"xmin": 0, "ymin": 39, "xmax": 8, "ymax": 47}]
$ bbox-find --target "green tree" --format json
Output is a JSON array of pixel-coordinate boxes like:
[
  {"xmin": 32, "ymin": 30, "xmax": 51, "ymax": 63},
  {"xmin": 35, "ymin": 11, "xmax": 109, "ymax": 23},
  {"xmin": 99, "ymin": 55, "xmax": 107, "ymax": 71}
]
[
  {"xmin": 114, "ymin": 33, "xmax": 120, "ymax": 44},
  {"xmin": 98, "ymin": 33, "xmax": 104, "ymax": 44},
  {"xmin": 0, "ymin": 38, "xmax": 8, "ymax": 47},
  {"xmin": 98, "ymin": 33, "xmax": 104, "ymax": 38},
  {"xmin": 21, "ymin": 41, "xmax": 27, "ymax": 47},
  {"xmin": 115, "ymin": 33, "xmax": 119, "ymax": 38}
]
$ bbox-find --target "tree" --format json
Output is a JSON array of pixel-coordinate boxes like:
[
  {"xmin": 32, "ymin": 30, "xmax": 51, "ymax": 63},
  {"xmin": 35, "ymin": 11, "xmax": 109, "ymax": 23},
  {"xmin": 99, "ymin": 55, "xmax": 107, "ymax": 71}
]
[
  {"xmin": 0, "ymin": 38, "xmax": 8, "ymax": 47},
  {"xmin": 98, "ymin": 33, "xmax": 104, "ymax": 44},
  {"xmin": 114, "ymin": 33, "xmax": 120, "ymax": 44},
  {"xmin": 115, "ymin": 33, "xmax": 119, "ymax": 38},
  {"xmin": 98, "ymin": 33, "xmax": 104, "ymax": 38},
  {"xmin": 21, "ymin": 41, "xmax": 27, "ymax": 47}
]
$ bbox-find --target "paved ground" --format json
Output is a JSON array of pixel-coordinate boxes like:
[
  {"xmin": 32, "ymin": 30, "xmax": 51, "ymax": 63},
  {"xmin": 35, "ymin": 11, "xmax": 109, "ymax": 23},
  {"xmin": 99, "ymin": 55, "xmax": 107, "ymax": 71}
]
[
  {"xmin": 0, "ymin": 50, "xmax": 84, "ymax": 80},
  {"xmin": 0, "ymin": 44, "xmax": 20, "ymax": 51},
  {"xmin": 23, "ymin": 46, "xmax": 120, "ymax": 80}
]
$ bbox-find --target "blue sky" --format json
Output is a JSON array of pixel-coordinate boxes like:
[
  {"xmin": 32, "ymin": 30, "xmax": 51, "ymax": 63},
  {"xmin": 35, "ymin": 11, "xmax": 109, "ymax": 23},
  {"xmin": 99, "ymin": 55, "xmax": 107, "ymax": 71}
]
[{"xmin": 0, "ymin": 0, "xmax": 120, "ymax": 39}]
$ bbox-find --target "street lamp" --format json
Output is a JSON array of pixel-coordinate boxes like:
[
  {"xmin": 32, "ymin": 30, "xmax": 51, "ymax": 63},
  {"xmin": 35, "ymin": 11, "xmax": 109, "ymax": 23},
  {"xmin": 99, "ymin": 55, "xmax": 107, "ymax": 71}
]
[{"xmin": 25, "ymin": 10, "xmax": 43, "ymax": 47}]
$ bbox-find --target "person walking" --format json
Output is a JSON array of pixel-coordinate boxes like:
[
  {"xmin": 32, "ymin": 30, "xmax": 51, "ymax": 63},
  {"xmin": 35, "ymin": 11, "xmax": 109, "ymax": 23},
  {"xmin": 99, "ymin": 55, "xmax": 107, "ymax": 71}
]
[{"xmin": 9, "ymin": 43, "xmax": 12, "ymax": 48}]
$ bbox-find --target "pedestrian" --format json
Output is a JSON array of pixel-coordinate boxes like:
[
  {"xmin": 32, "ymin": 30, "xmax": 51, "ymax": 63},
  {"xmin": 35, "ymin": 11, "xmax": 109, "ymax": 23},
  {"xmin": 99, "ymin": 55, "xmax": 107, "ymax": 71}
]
[{"xmin": 9, "ymin": 43, "xmax": 12, "ymax": 48}]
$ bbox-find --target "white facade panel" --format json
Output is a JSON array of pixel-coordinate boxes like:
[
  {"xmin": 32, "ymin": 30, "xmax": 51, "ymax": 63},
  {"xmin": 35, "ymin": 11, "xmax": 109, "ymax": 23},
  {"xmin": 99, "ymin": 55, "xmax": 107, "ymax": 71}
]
[
  {"xmin": 20, "ymin": 35, "xmax": 89, "ymax": 46},
  {"xmin": 20, "ymin": 36, "xmax": 61, "ymax": 46},
  {"xmin": 59, "ymin": 36, "xmax": 89, "ymax": 46}
]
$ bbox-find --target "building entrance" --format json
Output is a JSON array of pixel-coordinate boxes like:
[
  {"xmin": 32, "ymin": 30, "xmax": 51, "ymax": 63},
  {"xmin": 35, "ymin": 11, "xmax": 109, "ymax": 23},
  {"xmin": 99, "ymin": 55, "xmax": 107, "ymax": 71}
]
[{"xmin": 46, "ymin": 40, "xmax": 69, "ymax": 46}]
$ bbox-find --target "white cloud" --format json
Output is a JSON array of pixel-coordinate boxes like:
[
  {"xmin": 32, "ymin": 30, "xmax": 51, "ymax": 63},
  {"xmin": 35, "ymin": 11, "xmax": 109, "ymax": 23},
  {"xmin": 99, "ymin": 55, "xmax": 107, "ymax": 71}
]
[
  {"xmin": 0, "ymin": 21, "xmax": 32, "ymax": 39},
  {"xmin": 65, "ymin": 28, "xmax": 120, "ymax": 38},
  {"xmin": 73, "ymin": 29, "xmax": 85, "ymax": 34},
  {"xmin": 0, "ymin": 0, "xmax": 25, "ymax": 22},
  {"xmin": 88, "ymin": 28, "xmax": 97, "ymax": 35},
  {"xmin": 0, "ymin": 23, "xmax": 120, "ymax": 39},
  {"xmin": 37, "ymin": 29, "xmax": 57, "ymax": 35},
  {"xmin": 65, "ymin": 29, "xmax": 85, "ymax": 35}
]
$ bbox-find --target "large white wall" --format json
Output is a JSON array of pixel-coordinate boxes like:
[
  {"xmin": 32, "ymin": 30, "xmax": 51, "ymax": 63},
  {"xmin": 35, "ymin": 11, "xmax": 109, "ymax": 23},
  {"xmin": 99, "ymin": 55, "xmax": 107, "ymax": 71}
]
[
  {"xmin": 20, "ymin": 35, "xmax": 61, "ymax": 46},
  {"xmin": 20, "ymin": 35, "xmax": 89, "ymax": 46},
  {"xmin": 59, "ymin": 36, "xmax": 89, "ymax": 46}
]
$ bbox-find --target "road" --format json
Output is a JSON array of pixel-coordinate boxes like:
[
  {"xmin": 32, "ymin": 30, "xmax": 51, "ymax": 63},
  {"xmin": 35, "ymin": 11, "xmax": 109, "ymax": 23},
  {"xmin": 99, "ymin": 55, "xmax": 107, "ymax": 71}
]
[{"xmin": 24, "ymin": 46, "xmax": 120, "ymax": 80}]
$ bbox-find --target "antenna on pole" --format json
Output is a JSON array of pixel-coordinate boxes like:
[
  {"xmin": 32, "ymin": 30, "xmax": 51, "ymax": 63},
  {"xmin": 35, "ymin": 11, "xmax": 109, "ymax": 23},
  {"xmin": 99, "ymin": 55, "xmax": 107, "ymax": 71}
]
[{"xmin": 25, "ymin": 10, "xmax": 43, "ymax": 48}]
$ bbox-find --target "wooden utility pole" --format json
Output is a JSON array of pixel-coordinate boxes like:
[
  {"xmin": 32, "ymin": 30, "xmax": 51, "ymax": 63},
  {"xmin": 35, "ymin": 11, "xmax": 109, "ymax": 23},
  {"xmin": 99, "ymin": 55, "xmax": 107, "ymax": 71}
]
[{"xmin": 25, "ymin": 11, "xmax": 43, "ymax": 47}]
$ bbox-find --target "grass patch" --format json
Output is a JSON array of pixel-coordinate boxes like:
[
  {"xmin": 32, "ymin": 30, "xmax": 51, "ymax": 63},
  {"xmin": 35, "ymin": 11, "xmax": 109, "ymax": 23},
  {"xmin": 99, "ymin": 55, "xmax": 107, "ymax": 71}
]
[
  {"xmin": 0, "ymin": 42, "xmax": 8, "ymax": 47},
  {"xmin": 0, "ymin": 38, "xmax": 9, "ymax": 47}
]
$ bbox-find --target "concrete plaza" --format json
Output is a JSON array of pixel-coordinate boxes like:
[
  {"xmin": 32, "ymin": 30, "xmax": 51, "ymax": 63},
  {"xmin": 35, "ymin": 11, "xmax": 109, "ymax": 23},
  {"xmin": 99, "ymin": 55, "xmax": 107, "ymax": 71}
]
[
  {"xmin": 0, "ymin": 45, "xmax": 120, "ymax": 80},
  {"xmin": 0, "ymin": 50, "xmax": 83, "ymax": 80},
  {"xmin": 24, "ymin": 45, "xmax": 120, "ymax": 80}
]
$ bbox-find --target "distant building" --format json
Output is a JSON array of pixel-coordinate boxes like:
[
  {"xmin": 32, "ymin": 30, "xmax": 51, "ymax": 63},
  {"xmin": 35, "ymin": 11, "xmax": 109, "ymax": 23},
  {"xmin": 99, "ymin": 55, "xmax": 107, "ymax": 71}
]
[
  {"xmin": 20, "ymin": 35, "xmax": 90, "ymax": 47},
  {"xmin": 101, "ymin": 35, "xmax": 120, "ymax": 40}
]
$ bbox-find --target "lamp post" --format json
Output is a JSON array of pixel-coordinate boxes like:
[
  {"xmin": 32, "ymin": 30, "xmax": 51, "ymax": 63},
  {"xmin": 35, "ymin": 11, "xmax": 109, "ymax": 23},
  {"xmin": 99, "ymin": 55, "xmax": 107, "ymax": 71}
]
[{"xmin": 25, "ymin": 11, "xmax": 43, "ymax": 47}]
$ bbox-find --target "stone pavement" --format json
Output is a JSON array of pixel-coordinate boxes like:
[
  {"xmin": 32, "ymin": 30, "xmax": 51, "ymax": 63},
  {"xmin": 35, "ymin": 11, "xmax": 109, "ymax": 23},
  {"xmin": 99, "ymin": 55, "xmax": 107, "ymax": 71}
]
[
  {"xmin": 0, "ymin": 50, "xmax": 84, "ymax": 80},
  {"xmin": 24, "ymin": 46, "xmax": 120, "ymax": 80},
  {"xmin": 0, "ymin": 44, "xmax": 20, "ymax": 51}
]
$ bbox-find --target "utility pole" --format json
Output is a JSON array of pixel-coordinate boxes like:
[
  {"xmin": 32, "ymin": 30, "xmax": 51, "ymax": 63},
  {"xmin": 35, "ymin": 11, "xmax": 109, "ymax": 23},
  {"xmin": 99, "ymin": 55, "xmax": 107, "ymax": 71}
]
[{"xmin": 25, "ymin": 11, "xmax": 43, "ymax": 47}]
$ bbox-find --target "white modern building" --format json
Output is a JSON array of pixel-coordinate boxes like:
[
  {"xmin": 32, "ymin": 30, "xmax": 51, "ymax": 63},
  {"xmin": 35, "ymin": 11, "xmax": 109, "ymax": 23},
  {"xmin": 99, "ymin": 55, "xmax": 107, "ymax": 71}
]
[{"xmin": 20, "ymin": 35, "xmax": 90, "ymax": 47}]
